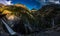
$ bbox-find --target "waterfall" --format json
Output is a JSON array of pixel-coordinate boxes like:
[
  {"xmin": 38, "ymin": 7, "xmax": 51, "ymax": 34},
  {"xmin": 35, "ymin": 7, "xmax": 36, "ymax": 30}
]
[
  {"xmin": 51, "ymin": 18, "xmax": 55, "ymax": 28},
  {"xmin": 23, "ymin": 19, "xmax": 33, "ymax": 33}
]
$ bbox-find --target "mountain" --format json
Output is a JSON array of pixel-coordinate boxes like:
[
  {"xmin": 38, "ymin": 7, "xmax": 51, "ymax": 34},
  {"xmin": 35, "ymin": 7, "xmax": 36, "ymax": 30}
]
[
  {"xmin": 0, "ymin": 3, "xmax": 5, "ymax": 7},
  {"xmin": 37, "ymin": 4, "xmax": 60, "ymax": 28},
  {"xmin": 0, "ymin": 3, "xmax": 60, "ymax": 35},
  {"xmin": 0, "ymin": 3, "xmax": 34, "ymax": 34},
  {"xmin": 38, "ymin": 4, "xmax": 60, "ymax": 17}
]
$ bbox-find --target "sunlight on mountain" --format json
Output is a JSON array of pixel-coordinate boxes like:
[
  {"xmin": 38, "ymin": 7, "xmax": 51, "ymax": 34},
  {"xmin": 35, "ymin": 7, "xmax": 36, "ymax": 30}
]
[
  {"xmin": 7, "ymin": 15, "xmax": 15, "ymax": 20},
  {"xmin": 2, "ymin": 10, "xmax": 12, "ymax": 14}
]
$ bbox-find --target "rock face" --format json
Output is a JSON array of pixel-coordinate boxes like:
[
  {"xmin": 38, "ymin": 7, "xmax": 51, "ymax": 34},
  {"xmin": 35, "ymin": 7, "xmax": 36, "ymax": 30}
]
[
  {"xmin": 0, "ymin": 3, "xmax": 31, "ymax": 35},
  {"xmin": 37, "ymin": 4, "xmax": 60, "ymax": 28}
]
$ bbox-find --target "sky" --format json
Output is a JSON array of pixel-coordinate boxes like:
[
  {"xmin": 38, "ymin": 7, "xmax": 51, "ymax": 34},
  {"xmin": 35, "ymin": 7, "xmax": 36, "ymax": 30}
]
[{"xmin": 0, "ymin": 0, "xmax": 60, "ymax": 10}]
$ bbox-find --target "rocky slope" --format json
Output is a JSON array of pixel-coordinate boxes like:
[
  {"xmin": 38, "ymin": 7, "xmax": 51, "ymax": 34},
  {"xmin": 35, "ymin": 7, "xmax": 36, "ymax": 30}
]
[{"xmin": 0, "ymin": 3, "xmax": 60, "ymax": 36}]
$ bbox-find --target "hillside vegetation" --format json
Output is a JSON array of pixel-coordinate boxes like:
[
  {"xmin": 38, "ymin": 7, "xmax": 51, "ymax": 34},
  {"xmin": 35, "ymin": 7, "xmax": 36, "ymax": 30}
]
[{"xmin": 0, "ymin": 3, "xmax": 60, "ymax": 35}]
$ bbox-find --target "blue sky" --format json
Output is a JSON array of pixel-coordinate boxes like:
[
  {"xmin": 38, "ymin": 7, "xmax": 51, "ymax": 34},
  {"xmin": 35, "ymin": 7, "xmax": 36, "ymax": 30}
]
[
  {"xmin": 11, "ymin": 0, "xmax": 41, "ymax": 10},
  {"xmin": 0, "ymin": 0, "xmax": 43, "ymax": 10},
  {"xmin": 0, "ymin": 0, "xmax": 60, "ymax": 10}
]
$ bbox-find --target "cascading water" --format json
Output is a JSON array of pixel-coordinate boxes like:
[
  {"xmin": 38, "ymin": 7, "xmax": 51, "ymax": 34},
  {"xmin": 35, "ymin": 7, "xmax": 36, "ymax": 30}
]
[
  {"xmin": 51, "ymin": 18, "xmax": 55, "ymax": 28},
  {"xmin": 23, "ymin": 18, "xmax": 33, "ymax": 33}
]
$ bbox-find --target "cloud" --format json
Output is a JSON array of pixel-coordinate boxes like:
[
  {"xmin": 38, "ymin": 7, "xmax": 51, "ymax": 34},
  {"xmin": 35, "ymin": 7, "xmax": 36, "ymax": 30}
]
[
  {"xmin": 54, "ymin": 1, "xmax": 60, "ymax": 4},
  {"xmin": 48, "ymin": 0, "xmax": 60, "ymax": 4},
  {"xmin": 0, "ymin": 0, "xmax": 13, "ymax": 5},
  {"xmin": 36, "ymin": 0, "xmax": 60, "ymax": 4}
]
